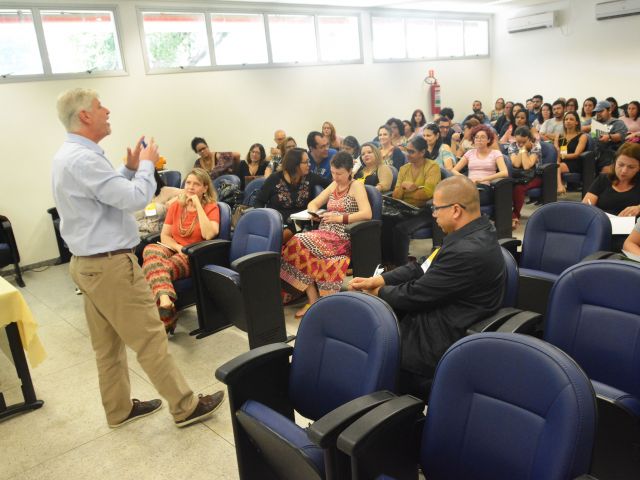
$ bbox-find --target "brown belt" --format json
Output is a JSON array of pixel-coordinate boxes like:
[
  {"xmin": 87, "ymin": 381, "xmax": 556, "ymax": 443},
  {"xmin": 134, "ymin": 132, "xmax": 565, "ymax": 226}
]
[{"xmin": 82, "ymin": 248, "xmax": 135, "ymax": 258}]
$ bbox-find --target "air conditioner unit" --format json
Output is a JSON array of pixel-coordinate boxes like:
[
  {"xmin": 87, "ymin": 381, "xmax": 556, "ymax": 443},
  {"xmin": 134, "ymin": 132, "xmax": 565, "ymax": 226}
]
[
  {"xmin": 507, "ymin": 11, "xmax": 556, "ymax": 33},
  {"xmin": 595, "ymin": 0, "xmax": 640, "ymax": 20}
]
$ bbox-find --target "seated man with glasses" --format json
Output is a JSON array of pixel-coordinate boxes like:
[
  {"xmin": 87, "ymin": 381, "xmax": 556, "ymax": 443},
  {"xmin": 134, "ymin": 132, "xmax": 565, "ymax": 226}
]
[{"xmin": 350, "ymin": 175, "xmax": 505, "ymax": 400}]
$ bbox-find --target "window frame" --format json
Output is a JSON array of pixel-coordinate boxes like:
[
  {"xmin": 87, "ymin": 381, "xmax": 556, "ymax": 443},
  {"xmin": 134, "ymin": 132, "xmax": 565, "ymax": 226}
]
[{"xmin": 0, "ymin": 4, "xmax": 126, "ymax": 84}]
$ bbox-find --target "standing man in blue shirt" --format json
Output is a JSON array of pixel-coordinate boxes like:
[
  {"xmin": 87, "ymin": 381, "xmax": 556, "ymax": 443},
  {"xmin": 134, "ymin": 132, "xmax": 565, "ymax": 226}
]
[
  {"xmin": 307, "ymin": 131, "xmax": 336, "ymax": 179},
  {"xmin": 52, "ymin": 88, "xmax": 223, "ymax": 428}
]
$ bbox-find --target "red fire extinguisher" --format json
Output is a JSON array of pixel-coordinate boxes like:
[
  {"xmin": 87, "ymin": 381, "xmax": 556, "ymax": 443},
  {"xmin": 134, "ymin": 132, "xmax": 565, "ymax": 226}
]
[{"xmin": 425, "ymin": 69, "xmax": 441, "ymax": 116}]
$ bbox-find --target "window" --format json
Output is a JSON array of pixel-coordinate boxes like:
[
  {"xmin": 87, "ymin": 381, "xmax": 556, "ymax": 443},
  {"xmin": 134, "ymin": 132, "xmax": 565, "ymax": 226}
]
[
  {"xmin": 0, "ymin": 9, "xmax": 42, "ymax": 76},
  {"xmin": 436, "ymin": 20, "xmax": 464, "ymax": 58},
  {"xmin": 371, "ymin": 16, "xmax": 405, "ymax": 60},
  {"xmin": 41, "ymin": 9, "xmax": 122, "ymax": 74},
  {"xmin": 317, "ymin": 16, "xmax": 360, "ymax": 62},
  {"xmin": 268, "ymin": 14, "xmax": 317, "ymax": 63},
  {"xmin": 211, "ymin": 14, "xmax": 268, "ymax": 65},
  {"xmin": 406, "ymin": 18, "xmax": 436, "ymax": 59},
  {"xmin": 142, "ymin": 12, "xmax": 210, "ymax": 69},
  {"xmin": 464, "ymin": 20, "xmax": 489, "ymax": 56}
]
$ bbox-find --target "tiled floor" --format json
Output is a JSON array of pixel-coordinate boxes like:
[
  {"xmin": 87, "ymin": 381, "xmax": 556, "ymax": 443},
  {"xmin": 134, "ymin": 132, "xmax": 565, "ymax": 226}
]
[{"xmin": 0, "ymin": 195, "xmax": 571, "ymax": 480}]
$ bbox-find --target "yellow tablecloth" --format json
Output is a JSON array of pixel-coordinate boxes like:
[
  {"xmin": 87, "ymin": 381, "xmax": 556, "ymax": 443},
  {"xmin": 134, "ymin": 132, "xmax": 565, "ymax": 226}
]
[{"xmin": 0, "ymin": 277, "xmax": 46, "ymax": 368}]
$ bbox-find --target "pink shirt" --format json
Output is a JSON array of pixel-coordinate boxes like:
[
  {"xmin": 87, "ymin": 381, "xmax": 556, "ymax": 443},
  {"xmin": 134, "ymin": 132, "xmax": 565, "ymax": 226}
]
[
  {"xmin": 622, "ymin": 116, "xmax": 640, "ymax": 134},
  {"xmin": 463, "ymin": 149, "xmax": 503, "ymax": 181}
]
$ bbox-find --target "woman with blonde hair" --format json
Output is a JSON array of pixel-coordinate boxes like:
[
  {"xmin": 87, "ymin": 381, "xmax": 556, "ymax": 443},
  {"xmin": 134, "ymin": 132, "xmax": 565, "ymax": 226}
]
[
  {"xmin": 322, "ymin": 121, "xmax": 342, "ymax": 150},
  {"xmin": 353, "ymin": 142, "xmax": 393, "ymax": 193},
  {"xmin": 142, "ymin": 168, "xmax": 220, "ymax": 333}
]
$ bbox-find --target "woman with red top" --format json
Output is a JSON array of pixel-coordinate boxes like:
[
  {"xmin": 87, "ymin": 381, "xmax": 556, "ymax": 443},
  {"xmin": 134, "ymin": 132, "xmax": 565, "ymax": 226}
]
[{"xmin": 143, "ymin": 168, "xmax": 220, "ymax": 333}]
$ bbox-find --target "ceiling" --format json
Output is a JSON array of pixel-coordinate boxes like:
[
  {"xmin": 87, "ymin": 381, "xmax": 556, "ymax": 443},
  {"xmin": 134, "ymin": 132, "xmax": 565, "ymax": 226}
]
[{"xmin": 213, "ymin": 0, "xmax": 556, "ymax": 13}]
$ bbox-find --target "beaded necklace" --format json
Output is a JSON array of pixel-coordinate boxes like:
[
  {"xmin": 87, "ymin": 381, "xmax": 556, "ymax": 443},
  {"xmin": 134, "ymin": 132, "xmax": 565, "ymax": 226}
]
[{"xmin": 177, "ymin": 204, "xmax": 198, "ymax": 238}]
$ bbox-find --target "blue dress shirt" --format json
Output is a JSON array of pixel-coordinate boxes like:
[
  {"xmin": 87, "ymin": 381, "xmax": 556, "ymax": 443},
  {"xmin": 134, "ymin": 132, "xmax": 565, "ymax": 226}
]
[{"xmin": 51, "ymin": 133, "xmax": 156, "ymax": 256}]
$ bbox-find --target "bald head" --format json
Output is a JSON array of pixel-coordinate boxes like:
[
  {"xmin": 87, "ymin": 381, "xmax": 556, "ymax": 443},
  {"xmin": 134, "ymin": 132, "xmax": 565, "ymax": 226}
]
[
  {"xmin": 274, "ymin": 129, "xmax": 286, "ymax": 145},
  {"xmin": 435, "ymin": 176, "xmax": 480, "ymax": 214}
]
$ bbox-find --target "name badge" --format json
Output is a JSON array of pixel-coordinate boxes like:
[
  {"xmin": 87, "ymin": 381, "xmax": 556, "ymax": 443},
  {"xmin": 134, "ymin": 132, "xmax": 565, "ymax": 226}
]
[{"xmin": 144, "ymin": 202, "xmax": 157, "ymax": 217}]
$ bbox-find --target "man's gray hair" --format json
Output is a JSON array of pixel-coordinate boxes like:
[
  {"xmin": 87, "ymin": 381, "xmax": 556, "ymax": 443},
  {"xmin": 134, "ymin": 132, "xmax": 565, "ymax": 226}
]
[{"xmin": 56, "ymin": 88, "xmax": 98, "ymax": 132}]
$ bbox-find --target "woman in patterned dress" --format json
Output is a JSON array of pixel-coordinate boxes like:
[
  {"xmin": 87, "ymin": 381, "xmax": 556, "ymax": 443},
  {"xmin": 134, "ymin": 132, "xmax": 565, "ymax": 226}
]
[{"xmin": 280, "ymin": 152, "xmax": 372, "ymax": 318}]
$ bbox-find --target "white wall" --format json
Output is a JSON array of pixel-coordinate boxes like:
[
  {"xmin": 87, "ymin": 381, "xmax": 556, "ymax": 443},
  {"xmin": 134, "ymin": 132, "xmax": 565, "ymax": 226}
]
[
  {"xmin": 492, "ymin": 0, "xmax": 640, "ymax": 104},
  {"xmin": 0, "ymin": 0, "xmax": 493, "ymax": 267}
]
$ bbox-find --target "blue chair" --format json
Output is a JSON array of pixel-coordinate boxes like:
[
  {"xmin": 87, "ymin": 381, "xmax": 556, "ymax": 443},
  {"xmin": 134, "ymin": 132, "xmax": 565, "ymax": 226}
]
[
  {"xmin": 563, "ymin": 147, "xmax": 597, "ymax": 198},
  {"xmin": 47, "ymin": 207, "xmax": 71, "ymax": 265},
  {"xmin": 525, "ymin": 141, "xmax": 558, "ymax": 205},
  {"xmin": 410, "ymin": 167, "xmax": 451, "ymax": 243},
  {"xmin": 389, "ymin": 165, "xmax": 398, "ymax": 190},
  {"xmin": 349, "ymin": 185, "xmax": 383, "ymax": 277},
  {"xmin": 480, "ymin": 155, "xmax": 514, "ymax": 239},
  {"xmin": 337, "ymin": 333, "xmax": 597, "ymax": 480},
  {"xmin": 499, "ymin": 260, "xmax": 640, "ymax": 479},
  {"xmin": 215, "ymin": 292, "xmax": 401, "ymax": 480},
  {"xmin": 158, "ymin": 170, "xmax": 181, "ymax": 188},
  {"xmin": 193, "ymin": 208, "xmax": 285, "ymax": 346},
  {"xmin": 502, "ymin": 201, "xmax": 611, "ymax": 316},
  {"xmin": 242, "ymin": 177, "xmax": 266, "ymax": 207},
  {"xmin": 0, "ymin": 215, "xmax": 25, "ymax": 287}
]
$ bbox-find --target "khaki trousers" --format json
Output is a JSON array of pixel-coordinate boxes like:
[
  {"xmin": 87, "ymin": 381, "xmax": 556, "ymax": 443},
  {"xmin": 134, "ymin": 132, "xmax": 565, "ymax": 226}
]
[{"xmin": 70, "ymin": 253, "xmax": 198, "ymax": 425}]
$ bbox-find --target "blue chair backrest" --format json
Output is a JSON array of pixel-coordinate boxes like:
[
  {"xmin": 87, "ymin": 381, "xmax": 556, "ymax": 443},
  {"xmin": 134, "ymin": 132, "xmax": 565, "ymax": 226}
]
[
  {"xmin": 289, "ymin": 292, "xmax": 400, "ymax": 421},
  {"xmin": 545, "ymin": 260, "xmax": 640, "ymax": 401},
  {"xmin": 389, "ymin": 165, "xmax": 399, "ymax": 190},
  {"xmin": 218, "ymin": 201, "xmax": 232, "ymax": 241},
  {"xmin": 159, "ymin": 170, "xmax": 181, "ymax": 188},
  {"xmin": 586, "ymin": 135, "xmax": 597, "ymax": 152},
  {"xmin": 422, "ymin": 333, "xmax": 596, "ymax": 480},
  {"xmin": 243, "ymin": 177, "xmax": 266, "ymax": 206},
  {"xmin": 439, "ymin": 166, "xmax": 452, "ymax": 179},
  {"xmin": 520, "ymin": 202, "xmax": 611, "ymax": 275},
  {"xmin": 312, "ymin": 184, "xmax": 324, "ymax": 199},
  {"xmin": 213, "ymin": 174, "xmax": 242, "ymax": 193},
  {"xmin": 499, "ymin": 143, "xmax": 509, "ymax": 156},
  {"xmin": 540, "ymin": 141, "xmax": 557, "ymax": 165},
  {"xmin": 365, "ymin": 185, "xmax": 382, "ymax": 220},
  {"xmin": 501, "ymin": 247, "xmax": 518, "ymax": 308},
  {"xmin": 503, "ymin": 154, "xmax": 514, "ymax": 177},
  {"xmin": 229, "ymin": 208, "xmax": 282, "ymax": 262}
]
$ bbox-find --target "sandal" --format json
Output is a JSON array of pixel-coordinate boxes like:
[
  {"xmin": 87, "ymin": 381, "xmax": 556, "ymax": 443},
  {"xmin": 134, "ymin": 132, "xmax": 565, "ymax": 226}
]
[{"xmin": 294, "ymin": 304, "xmax": 311, "ymax": 319}]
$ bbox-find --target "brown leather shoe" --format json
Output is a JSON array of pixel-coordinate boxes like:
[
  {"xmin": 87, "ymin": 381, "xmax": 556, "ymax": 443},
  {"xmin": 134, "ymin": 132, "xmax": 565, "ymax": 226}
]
[
  {"xmin": 175, "ymin": 391, "xmax": 225, "ymax": 428},
  {"xmin": 108, "ymin": 398, "xmax": 162, "ymax": 428}
]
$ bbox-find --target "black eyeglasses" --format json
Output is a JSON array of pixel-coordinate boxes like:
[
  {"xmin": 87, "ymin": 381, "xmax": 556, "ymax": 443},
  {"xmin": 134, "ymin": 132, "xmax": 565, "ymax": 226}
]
[{"xmin": 430, "ymin": 203, "xmax": 466, "ymax": 213}]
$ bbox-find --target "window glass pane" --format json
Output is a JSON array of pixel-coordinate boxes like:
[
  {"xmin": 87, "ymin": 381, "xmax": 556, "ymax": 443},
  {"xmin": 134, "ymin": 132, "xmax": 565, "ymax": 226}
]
[
  {"xmin": 317, "ymin": 16, "xmax": 359, "ymax": 62},
  {"xmin": 0, "ymin": 9, "xmax": 43, "ymax": 76},
  {"xmin": 436, "ymin": 19, "xmax": 463, "ymax": 57},
  {"xmin": 464, "ymin": 20, "xmax": 488, "ymax": 56},
  {"xmin": 268, "ymin": 15, "xmax": 316, "ymax": 63},
  {"xmin": 371, "ymin": 16, "xmax": 405, "ymax": 60},
  {"xmin": 142, "ymin": 12, "xmax": 209, "ymax": 69},
  {"xmin": 406, "ymin": 18, "xmax": 436, "ymax": 59},
  {"xmin": 41, "ymin": 10, "xmax": 122, "ymax": 74},
  {"xmin": 211, "ymin": 13, "xmax": 268, "ymax": 65}
]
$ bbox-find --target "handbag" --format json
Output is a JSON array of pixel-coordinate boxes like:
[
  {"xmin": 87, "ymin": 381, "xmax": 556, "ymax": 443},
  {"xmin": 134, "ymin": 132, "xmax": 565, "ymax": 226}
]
[{"xmin": 511, "ymin": 167, "xmax": 536, "ymax": 185}]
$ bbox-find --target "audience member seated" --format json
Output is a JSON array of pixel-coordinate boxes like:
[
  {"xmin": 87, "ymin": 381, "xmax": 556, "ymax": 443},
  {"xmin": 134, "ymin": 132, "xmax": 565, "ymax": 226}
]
[
  {"xmin": 622, "ymin": 100, "xmax": 640, "ymax": 142},
  {"xmin": 453, "ymin": 124, "xmax": 509, "ymax": 204},
  {"xmin": 583, "ymin": 143, "xmax": 640, "ymax": 251},
  {"xmin": 439, "ymin": 107, "xmax": 462, "ymax": 134},
  {"xmin": 354, "ymin": 142, "xmax": 393, "ymax": 193},
  {"xmin": 555, "ymin": 111, "xmax": 589, "ymax": 193},
  {"xmin": 341, "ymin": 135, "xmax": 360, "ymax": 164},
  {"xmin": 495, "ymin": 101, "xmax": 514, "ymax": 137},
  {"xmin": 500, "ymin": 109, "xmax": 538, "ymax": 144},
  {"xmin": 377, "ymin": 124, "xmax": 406, "ymax": 170},
  {"xmin": 254, "ymin": 148, "xmax": 330, "ymax": 244},
  {"xmin": 387, "ymin": 117, "xmax": 408, "ymax": 149},
  {"xmin": 451, "ymin": 117, "xmax": 480, "ymax": 159},
  {"xmin": 237, "ymin": 143, "xmax": 268, "ymax": 189},
  {"xmin": 462, "ymin": 100, "xmax": 489, "ymax": 125},
  {"xmin": 489, "ymin": 97, "xmax": 505, "ymax": 126},
  {"xmin": 191, "ymin": 136, "xmax": 240, "ymax": 181},
  {"xmin": 322, "ymin": 121, "xmax": 342, "ymax": 150},
  {"xmin": 528, "ymin": 94, "xmax": 543, "ymax": 125},
  {"xmin": 265, "ymin": 129, "xmax": 287, "ymax": 170},
  {"xmin": 565, "ymin": 97, "xmax": 579, "ymax": 114},
  {"xmin": 606, "ymin": 96, "xmax": 622, "ymax": 118},
  {"xmin": 381, "ymin": 136, "xmax": 441, "ymax": 267},
  {"xmin": 410, "ymin": 109, "xmax": 427, "ymax": 138},
  {"xmin": 422, "ymin": 123, "xmax": 456, "ymax": 170},
  {"xmin": 580, "ymin": 96, "xmax": 597, "ymax": 133},
  {"xmin": 623, "ymin": 218, "xmax": 640, "ymax": 256},
  {"xmin": 280, "ymin": 152, "xmax": 372, "ymax": 318},
  {"xmin": 349, "ymin": 176, "xmax": 505, "ymax": 398},
  {"xmin": 307, "ymin": 130, "xmax": 337, "ymax": 179},
  {"xmin": 532, "ymin": 102, "xmax": 551, "ymax": 130},
  {"xmin": 402, "ymin": 120, "xmax": 414, "ymax": 140},
  {"xmin": 265, "ymin": 136, "xmax": 296, "ymax": 176},
  {"xmin": 436, "ymin": 116, "xmax": 454, "ymax": 146},
  {"xmin": 592, "ymin": 100, "xmax": 628, "ymax": 172},
  {"xmin": 142, "ymin": 168, "xmax": 219, "ymax": 333},
  {"xmin": 539, "ymin": 99, "xmax": 565, "ymax": 142},
  {"xmin": 509, "ymin": 126, "xmax": 542, "ymax": 230},
  {"xmin": 135, "ymin": 169, "xmax": 182, "ymax": 237}
]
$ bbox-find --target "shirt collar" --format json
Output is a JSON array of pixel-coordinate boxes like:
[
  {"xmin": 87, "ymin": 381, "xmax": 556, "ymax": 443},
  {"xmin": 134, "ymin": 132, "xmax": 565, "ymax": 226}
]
[
  {"xmin": 66, "ymin": 133, "xmax": 104, "ymax": 155},
  {"xmin": 442, "ymin": 215, "xmax": 492, "ymax": 247}
]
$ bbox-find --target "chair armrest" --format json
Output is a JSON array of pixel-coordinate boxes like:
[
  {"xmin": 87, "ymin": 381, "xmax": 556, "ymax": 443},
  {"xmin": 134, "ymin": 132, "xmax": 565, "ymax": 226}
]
[
  {"xmin": 215, "ymin": 342, "xmax": 293, "ymax": 386},
  {"xmin": 582, "ymin": 250, "xmax": 620, "ymax": 261},
  {"xmin": 185, "ymin": 239, "xmax": 232, "ymax": 269},
  {"xmin": 337, "ymin": 395, "xmax": 425, "ymax": 479},
  {"xmin": 538, "ymin": 163, "xmax": 558, "ymax": 204},
  {"xmin": 232, "ymin": 251, "xmax": 280, "ymax": 273},
  {"xmin": 345, "ymin": 219, "xmax": 382, "ymax": 235},
  {"xmin": 143, "ymin": 232, "xmax": 160, "ymax": 244},
  {"xmin": 490, "ymin": 178, "xmax": 513, "ymax": 239},
  {"xmin": 580, "ymin": 151, "xmax": 596, "ymax": 199},
  {"xmin": 307, "ymin": 390, "xmax": 396, "ymax": 448},
  {"xmin": 349, "ymin": 220, "xmax": 383, "ymax": 278},
  {"xmin": 499, "ymin": 238, "xmax": 521, "ymax": 259},
  {"xmin": 496, "ymin": 310, "xmax": 543, "ymax": 334},
  {"xmin": 46, "ymin": 207, "xmax": 59, "ymax": 219},
  {"xmin": 490, "ymin": 177, "xmax": 512, "ymax": 189},
  {"xmin": 574, "ymin": 475, "xmax": 599, "ymax": 480},
  {"xmin": 0, "ymin": 216, "xmax": 20, "ymax": 263},
  {"xmin": 466, "ymin": 307, "xmax": 523, "ymax": 335}
]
